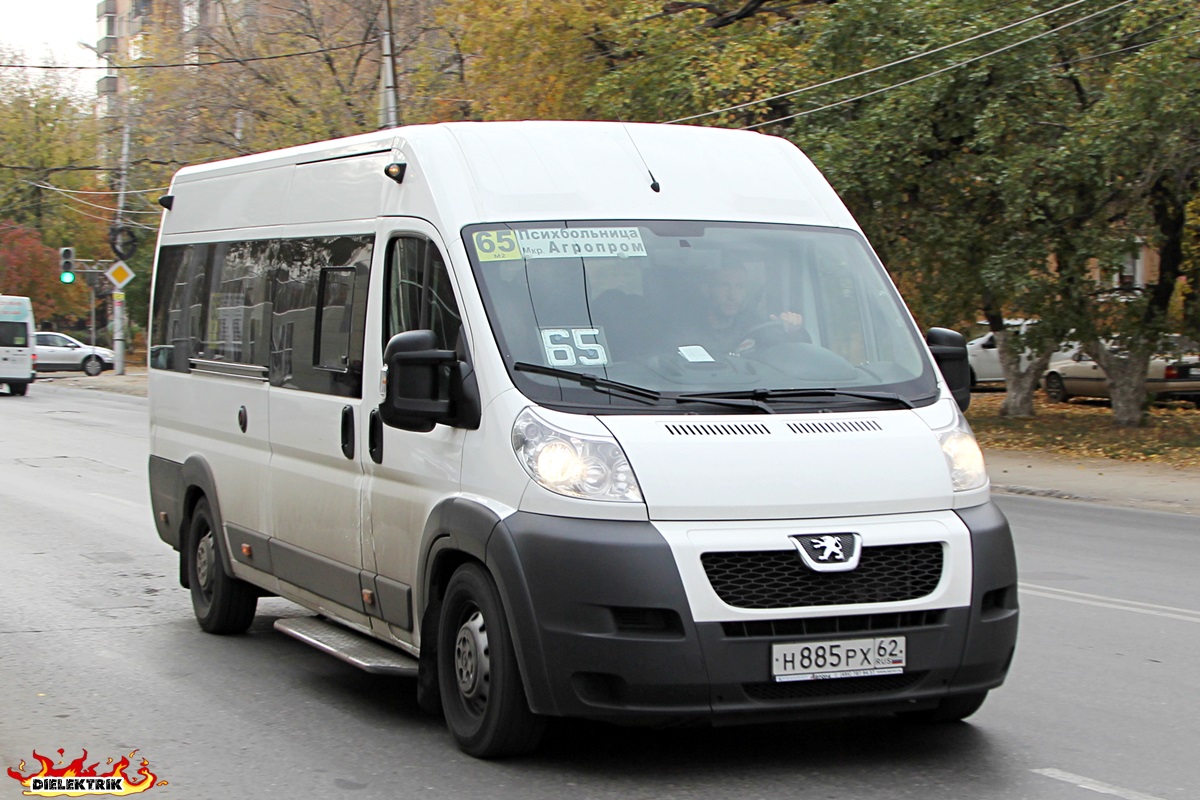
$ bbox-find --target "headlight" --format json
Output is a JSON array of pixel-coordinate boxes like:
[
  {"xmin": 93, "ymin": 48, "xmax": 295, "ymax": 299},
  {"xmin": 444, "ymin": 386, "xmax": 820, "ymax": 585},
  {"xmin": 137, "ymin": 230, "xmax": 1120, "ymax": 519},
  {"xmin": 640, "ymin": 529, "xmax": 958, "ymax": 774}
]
[
  {"xmin": 936, "ymin": 411, "xmax": 987, "ymax": 492},
  {"xmin": 512, "ymin": 408, "xmax": 642, "ymax": 502}
]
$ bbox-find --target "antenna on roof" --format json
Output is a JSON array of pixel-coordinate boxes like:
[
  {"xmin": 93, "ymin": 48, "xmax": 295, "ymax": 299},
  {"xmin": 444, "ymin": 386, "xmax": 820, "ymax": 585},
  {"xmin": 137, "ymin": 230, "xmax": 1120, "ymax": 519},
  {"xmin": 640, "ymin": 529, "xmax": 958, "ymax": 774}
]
[{"xmin": 619, "ymin": 120, "xmax": 661, "ymax": 193}]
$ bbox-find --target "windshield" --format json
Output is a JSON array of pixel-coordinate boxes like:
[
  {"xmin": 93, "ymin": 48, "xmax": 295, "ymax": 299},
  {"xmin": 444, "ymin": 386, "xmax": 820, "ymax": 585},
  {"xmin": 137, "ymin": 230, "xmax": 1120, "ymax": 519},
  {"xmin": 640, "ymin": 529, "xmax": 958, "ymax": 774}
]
[{"xmin": 464, "ymin": 220, "xmax": 938, "ymax": 413}]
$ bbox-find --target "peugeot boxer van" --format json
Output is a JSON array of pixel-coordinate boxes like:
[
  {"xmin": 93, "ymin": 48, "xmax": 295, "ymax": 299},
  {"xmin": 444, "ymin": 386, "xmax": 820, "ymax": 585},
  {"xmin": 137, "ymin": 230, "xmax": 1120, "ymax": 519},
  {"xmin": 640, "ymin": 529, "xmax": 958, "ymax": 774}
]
[
  {"xmin": 147, "ymin": 121, "xmax": 1018, "ymax": 758},
  {"xmin": 0, "ymin": 295, "xmax": 36, "ymax": 396}
]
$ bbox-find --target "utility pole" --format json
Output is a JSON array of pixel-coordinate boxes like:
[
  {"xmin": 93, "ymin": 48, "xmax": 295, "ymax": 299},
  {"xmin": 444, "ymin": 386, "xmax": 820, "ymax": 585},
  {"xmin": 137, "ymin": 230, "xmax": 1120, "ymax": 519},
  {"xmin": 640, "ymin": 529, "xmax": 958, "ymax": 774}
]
[
  {"xmin": 112, "ymin": 118, "xmax": 131, "ymax": 375},
  {"xmin": 380, "ymin": 0, "xmax": 402, "ymax": 128},
  {"xmin": 81, "ymin": 39, "xmax": 133, "ymax": 375}
]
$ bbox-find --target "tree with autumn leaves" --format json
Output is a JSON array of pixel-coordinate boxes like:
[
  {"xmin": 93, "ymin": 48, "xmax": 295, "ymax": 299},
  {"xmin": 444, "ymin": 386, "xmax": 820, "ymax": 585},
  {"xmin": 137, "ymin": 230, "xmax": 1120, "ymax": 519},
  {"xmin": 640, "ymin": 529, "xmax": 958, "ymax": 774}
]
[
  {"xmin": 0, "ymin": 49, "xmax": 107, "ymax": 325},
  {"xmin": 432, "ymin": 0, "xmax": 1200, "ymax": 425}
]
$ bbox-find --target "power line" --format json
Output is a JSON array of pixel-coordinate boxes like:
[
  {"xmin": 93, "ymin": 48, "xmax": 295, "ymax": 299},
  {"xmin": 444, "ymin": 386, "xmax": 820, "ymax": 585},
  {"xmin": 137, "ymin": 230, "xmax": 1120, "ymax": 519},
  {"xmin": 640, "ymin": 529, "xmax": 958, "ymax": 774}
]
[
  {"xmin": 52, "ymin": 191, "xmax": 162, "ymax": 217},
  {"xmin": 742, "ymin": 0, "xmax": 1138, "ymax": 130},
  {"xmin": 0, "ymin": 38, "xmax": 380, "ymax": 72},
  {"xmin": 666, "ymin": 0, "xmax": 1111, "ymax": 124},
  {"xmin": 60, "ymin": 202, "xmax": 158, "ymax": 230},
  {"xmin": 24, "ymin": 181, "xmax": 169, "ymax": 196}
]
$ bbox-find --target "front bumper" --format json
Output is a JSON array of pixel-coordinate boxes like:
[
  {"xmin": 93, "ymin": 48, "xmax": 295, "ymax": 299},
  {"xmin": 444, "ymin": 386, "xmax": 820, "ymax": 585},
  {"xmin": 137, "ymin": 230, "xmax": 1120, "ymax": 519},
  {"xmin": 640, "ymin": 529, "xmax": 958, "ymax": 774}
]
[{"xmin": 486, "ymin": 502, "xmax": 1018, "ymax": 723}]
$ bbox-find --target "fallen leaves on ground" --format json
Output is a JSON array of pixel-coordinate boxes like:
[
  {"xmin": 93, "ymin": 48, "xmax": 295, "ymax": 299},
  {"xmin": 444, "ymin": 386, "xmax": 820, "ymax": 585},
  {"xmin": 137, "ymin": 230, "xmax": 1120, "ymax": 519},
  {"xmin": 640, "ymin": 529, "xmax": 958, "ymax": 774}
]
[{"xmin": 966, "ymin": 391, "xmax": 1200, "ymax": 469}]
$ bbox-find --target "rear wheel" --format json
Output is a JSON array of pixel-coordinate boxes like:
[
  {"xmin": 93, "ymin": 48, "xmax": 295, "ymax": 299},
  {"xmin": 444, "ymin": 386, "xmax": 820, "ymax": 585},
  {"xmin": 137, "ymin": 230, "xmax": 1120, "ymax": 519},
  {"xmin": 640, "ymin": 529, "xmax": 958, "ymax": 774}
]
[
  {"xmin": 1044, "ymin": 372, "xmax": 1071, "ymax": 403},
  {"xmin": 437, "ymin": 563, "xmax": 545, "ymax": 758},
  {"xmin": 900, "ymin": 690, "xmax": 988, "ymax": 723},
  {"xmin": 82, "ymin": 355, "xmax": 102, "ymax": 376},
  {"xmin": 9, "ymin": 381, "xmax": 27, "ymax": 396},
  {"xmin": 187, "ymin": 498, "xmax": 257, "ymax": 634}
]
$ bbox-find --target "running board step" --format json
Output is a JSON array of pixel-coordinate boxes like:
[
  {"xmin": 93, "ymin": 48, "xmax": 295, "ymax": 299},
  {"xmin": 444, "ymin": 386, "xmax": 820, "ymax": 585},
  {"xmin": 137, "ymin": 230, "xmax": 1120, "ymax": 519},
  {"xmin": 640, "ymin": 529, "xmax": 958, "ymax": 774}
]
[{"xmin": 274, "ymin": 617, "xmax": 419, "ymax": 676}]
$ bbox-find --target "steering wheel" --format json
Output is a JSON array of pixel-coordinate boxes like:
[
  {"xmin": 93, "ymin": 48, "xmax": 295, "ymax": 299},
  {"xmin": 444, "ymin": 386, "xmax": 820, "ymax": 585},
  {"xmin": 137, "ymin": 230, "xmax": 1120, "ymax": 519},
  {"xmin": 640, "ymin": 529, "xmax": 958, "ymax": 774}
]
[{"xmin": 732, "ymin": 318, "xmax": 805, "ymax": 353}]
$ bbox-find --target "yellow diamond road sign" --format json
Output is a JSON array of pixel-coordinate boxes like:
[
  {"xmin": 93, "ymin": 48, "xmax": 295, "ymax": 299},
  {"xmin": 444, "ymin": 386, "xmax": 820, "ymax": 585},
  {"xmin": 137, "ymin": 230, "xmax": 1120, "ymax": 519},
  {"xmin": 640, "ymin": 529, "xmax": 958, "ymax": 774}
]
[{"xmin": 105, "ymin": 260, "xmax": 135, "ymax": 289}]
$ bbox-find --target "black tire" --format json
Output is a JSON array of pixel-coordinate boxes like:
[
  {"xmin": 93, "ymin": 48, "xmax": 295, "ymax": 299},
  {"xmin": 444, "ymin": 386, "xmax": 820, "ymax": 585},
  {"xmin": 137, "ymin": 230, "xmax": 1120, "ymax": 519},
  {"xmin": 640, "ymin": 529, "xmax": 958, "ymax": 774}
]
[
  {"xmin": 10, "ymin": 382, "xmax": 28, "ymax": 396},
  {"xmin": 82, "ymin": 355, "xmax": 103, "ymax": 377},
  {"xmin": 1043, "ymin": 372, "xmax": 1070, "ymax": 403},
  {"xmin": 416, "ymin": 596, "xmax": 443, "ymax": 716},
  {"xmin": 187, "ymin": 498, "xmax": 257, "ymax": 634},
  {"xmin": 437, "ymin": 563, "xmax": 545, "ymax": 758},
  {"xmin": 969, "ymin": 368, "xmax": 978, "ymax": 390},
  {"xmin": 899, "ymin": 690, "xmax": 988, "ymax": 723}
]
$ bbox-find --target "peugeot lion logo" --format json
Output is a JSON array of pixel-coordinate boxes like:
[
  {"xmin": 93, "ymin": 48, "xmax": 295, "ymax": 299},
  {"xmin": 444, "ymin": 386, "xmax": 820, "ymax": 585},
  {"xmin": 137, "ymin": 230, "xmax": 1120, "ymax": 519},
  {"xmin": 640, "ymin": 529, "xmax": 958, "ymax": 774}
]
[{"xmin": 790, "ymin": 532, "xmax": 862, "ymax": 572}]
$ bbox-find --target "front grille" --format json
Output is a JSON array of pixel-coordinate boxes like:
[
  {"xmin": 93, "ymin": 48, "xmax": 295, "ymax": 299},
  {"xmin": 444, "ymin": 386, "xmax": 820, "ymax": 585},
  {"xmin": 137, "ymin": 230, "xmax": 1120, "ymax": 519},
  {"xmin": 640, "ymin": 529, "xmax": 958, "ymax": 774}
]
[
  {"xmin": 743, "ymin": 672, "xmax": 924, "ymax": 702},
  {"xmin": 702, "ymin": 543, "xmax": 943, "ymax": 609}
]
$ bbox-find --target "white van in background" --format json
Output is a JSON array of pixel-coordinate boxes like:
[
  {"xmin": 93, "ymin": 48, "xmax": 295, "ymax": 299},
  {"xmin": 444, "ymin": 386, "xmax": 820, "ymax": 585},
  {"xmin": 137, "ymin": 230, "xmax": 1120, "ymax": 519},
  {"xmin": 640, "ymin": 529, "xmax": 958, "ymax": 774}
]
[
  {"xmin": 0, "ymin": 295, "xmax": 36, "ymax": 396},
  {"xmin": 147, "ymin": 121, "xmax": 1018, "ymax": 758}
]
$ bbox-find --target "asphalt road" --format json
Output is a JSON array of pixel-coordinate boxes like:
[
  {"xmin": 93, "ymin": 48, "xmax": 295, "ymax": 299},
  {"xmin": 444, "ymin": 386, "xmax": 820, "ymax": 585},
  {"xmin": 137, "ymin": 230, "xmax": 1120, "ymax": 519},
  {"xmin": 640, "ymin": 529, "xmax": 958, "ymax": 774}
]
[{"xmin": 1, "ymin": 385, "xmax": 1197, "ymax": 799}]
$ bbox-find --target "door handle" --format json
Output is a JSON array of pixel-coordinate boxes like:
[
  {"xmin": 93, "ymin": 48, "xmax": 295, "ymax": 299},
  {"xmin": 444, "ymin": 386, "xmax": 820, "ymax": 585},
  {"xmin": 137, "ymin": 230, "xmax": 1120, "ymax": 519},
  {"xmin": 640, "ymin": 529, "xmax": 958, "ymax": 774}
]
[
  {"xmin": 369, "ymin": 409, "xmax": 384, "ymax": 464},
  {"xmin": 340, "ymin": 405, "xmax": 355, "ymax": 459}
]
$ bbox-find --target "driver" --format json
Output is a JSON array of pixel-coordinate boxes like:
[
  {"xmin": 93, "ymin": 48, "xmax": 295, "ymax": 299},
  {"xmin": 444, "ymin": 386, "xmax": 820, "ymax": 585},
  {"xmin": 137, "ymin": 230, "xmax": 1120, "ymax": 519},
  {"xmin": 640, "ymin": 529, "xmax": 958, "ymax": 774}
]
[{"xmin": 687, "ymin": 263, "xmax": 804, "ymax": 355}]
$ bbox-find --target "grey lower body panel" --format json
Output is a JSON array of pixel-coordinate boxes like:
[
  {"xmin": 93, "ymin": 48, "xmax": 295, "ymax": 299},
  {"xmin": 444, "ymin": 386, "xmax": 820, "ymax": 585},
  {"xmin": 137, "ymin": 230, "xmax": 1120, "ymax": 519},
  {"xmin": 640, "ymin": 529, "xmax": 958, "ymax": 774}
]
[{"xmin": 148, "ymin": 455, "xmax": 184, "ymax": 549}]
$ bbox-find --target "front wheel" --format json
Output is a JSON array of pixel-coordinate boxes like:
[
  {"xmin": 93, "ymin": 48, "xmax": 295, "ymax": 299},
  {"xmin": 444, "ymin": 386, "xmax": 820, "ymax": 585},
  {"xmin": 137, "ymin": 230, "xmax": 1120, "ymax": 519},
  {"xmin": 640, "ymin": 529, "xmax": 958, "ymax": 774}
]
[
  {"xmin": 187, "ymin": 498, "xmax": 257, "ymax": 634},
  {"xmin": 1043, "ymin": 372, "xmax": 1071, "ymax": 403},
  {"xmin": 899, "ymin": 690, "xmax": 988, "ymax": 723},
  {"xmin": 437, "ymin": 563, "xmax": 545, "ymax": 758},
  {"xmin": 82, "ymin": 355, "xmax": 103, "ymax": 377}
]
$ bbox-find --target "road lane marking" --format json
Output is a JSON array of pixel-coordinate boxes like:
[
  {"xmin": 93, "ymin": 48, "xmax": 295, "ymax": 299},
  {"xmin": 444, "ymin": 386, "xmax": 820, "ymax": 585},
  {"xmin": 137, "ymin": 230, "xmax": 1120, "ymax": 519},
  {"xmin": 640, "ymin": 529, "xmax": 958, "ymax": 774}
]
[
  {"xmin": 1032, "ymin": 768, "xmax": 1165, "ymax": 800},
  {"xmin": 88, "ymin": 492, "xmax": 144, "ymax": 509},
  {"xmin": 1019, "ymin": 582, "xmax": 1200, "ymax": 624}
]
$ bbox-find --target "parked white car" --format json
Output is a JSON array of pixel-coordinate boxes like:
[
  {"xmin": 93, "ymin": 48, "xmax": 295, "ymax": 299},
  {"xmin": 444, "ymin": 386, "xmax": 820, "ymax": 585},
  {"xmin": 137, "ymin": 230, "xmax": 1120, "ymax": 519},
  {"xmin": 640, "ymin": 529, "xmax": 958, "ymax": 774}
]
[
  {"xmin": 35, "ymin": 332, "xmax": 114, "ymax": 376},
  {"xmin": 1042, "ymin": 338, "xmax": 1200, "ymax": 402},
  {"xmin": 965, "ymin": 320, "xmax": 1038, "ymax": 387}
]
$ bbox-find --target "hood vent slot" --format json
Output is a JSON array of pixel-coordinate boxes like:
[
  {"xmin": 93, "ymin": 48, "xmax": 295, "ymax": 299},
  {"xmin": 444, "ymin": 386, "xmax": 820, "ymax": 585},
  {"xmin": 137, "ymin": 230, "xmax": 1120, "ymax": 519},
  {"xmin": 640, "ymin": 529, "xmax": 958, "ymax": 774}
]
[
  {"xmin": 788, "ymin": 419, "xmax": 882, "ymax": 435},
  {"xmin": 663, "ymin": 422, "xmax": 771, "ymax": 437}
]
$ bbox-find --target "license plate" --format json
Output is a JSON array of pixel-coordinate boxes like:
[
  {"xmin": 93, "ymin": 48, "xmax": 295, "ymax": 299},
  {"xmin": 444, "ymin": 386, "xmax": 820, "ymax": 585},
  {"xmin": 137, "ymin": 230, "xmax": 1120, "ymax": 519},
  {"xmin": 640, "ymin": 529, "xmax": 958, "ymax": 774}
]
[{"xmin": 771, "ymin": 636, "xmax": 906, "ymax": 682}]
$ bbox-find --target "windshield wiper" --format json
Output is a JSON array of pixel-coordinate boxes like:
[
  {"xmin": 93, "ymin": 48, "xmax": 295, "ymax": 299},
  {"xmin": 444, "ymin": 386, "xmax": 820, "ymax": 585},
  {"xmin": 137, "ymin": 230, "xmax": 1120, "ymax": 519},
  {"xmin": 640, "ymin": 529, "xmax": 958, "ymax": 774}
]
[
  {"xmin": 513, "ymin": 362, "xmax": 663, "ymax": 405},
  {"xmin": 677, "ymin": 387, "xmax": 915, "ymax": 409}
]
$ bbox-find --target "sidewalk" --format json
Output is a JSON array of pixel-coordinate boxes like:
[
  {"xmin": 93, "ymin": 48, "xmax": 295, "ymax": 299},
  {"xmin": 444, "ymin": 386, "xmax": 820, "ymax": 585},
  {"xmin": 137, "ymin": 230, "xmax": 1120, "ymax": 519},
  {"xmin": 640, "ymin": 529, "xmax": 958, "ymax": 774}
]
[
  {"xmin": 27, "ymin": 371, "xmax": 1200, "ymax": 516},
  {"xmin": 985, "ymin": 449, "xmax": 1199, "ymax": 516},
  {"xmin": 32, "ymin": 370, "xmax": 149, "ymax": 397}
]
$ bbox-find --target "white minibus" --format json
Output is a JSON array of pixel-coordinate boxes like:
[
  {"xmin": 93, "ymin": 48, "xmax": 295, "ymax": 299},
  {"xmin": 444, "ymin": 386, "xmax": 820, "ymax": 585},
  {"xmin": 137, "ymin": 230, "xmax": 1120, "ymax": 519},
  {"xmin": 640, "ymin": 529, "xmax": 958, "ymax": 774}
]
[
  {"xmin": 148, "ymin": 121, "xmax": 1017, "ymax": 757},
  {"xmin": 0, "ymin": 295, "xmax": 36, "ymax": 396}
]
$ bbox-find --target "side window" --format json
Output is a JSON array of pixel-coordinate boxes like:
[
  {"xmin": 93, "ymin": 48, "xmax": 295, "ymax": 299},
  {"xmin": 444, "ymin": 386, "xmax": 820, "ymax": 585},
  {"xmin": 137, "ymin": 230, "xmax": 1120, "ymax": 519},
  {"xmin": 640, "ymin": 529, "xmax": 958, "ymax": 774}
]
[
  {"xmin": 270, "ymin": 235, "xmax": 372, "ymax": 397},
  {"xmin": 202, "ymin": 241, "xmax": 272, "ymax": 367},
  {"xmin": 384, "ymin": 236, "xmax": 462, "ymax": 350},
  {"xmin": 150, "ymin": 244, "xmax": 206, "ymax": 371},
  {"xmin": 316, "ymin": 268, "xmax": 359, "ymax": 370},
  {"xmin": 0, "ymin": 322, "xmax": 25, "ymax": 347}
]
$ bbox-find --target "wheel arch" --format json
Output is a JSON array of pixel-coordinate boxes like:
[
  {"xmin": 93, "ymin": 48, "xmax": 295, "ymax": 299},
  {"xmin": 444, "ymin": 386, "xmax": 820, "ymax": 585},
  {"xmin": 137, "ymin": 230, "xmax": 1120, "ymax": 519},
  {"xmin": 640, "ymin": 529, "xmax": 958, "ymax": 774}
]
[
  {"xmin": 416, "ymin": 497, "xmax": 558, "ymax": 716},
  {"xmin": 178, "ymin": 455, "xmax": 234, "ymax": 587}
]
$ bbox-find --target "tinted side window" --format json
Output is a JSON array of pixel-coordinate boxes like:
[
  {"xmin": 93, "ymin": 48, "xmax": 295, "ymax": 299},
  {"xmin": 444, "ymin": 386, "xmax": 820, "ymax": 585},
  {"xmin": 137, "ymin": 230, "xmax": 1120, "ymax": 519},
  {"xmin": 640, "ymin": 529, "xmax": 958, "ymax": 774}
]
[
  {"xmin": 270, "ymin": 235, "xmax": 372, "ymax": 397},
  {"xmin": 0, "ymin": 322, "xmax": 26, "ymax": 347},
  {"xmin": 150, "ymin": 244, "xmax": 207, "ymax": 371},
  {"xmin": 202, "ymin": 241, "xmax": 272, "ymax": 367}
]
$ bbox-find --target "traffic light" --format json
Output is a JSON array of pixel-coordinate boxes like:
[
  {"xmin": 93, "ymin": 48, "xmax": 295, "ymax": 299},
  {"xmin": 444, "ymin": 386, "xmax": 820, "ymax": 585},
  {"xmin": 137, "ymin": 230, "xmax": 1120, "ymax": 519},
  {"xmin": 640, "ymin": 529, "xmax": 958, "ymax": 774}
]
[{"xmin": 59, "ymin": 247, "xmax": 76, "ymax": 284}]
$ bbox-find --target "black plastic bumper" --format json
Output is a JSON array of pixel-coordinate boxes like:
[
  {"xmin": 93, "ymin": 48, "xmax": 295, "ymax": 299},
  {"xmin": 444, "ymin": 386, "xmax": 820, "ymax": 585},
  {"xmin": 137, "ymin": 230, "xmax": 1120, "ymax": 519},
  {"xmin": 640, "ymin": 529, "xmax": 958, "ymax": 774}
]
[{"xmin": 487, "ymin": 502, "xmax": 1018, "ymax": 723}]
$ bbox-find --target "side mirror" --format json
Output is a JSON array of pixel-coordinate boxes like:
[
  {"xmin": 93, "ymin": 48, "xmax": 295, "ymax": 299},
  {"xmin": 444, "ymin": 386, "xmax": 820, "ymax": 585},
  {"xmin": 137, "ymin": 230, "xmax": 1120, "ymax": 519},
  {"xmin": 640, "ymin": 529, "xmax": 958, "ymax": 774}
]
[
  {"xmin": 379, "ymin": 330, "xmax": 480, "ymax": 432},
  {"xmin": 926, "ymin": 327, "xmax": 970, "ymax": 411},
  {"xmin": 981, "ymin": 335, "xmax": 997, "ymax": 350}
]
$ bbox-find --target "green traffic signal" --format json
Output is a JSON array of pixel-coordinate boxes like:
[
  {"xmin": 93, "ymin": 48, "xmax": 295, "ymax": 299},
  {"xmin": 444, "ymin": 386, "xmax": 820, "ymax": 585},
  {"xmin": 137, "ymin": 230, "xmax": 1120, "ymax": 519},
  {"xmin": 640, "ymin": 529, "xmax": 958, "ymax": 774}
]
[{"xmin": 58, "ymin": 247, "xmax": 76, "ymax": 284}]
